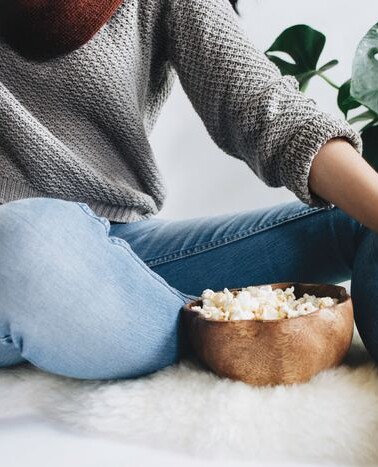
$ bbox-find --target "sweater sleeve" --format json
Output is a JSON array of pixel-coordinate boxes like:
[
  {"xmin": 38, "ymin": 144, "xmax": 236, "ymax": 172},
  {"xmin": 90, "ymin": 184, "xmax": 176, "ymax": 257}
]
[{"xmin": 165, "ymin": 0, "xmax": 363, "ymax": 209}]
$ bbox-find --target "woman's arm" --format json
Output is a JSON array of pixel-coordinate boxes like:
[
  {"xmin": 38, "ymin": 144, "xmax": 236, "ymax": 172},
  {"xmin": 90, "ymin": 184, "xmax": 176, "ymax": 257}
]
[
  {"xmin": 165, "ymin": 0, "xmax": 363, "ymax": 210},
  {"xmin": 309, "ymin": 139, "xmax": 378, "ymax": 232}
]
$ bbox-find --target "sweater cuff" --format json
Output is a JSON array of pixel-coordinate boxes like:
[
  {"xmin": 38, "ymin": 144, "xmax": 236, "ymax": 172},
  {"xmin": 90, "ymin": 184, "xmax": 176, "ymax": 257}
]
[{"xmin": 279, "ymin": 112, "xmax": 364, "ymax": 210}]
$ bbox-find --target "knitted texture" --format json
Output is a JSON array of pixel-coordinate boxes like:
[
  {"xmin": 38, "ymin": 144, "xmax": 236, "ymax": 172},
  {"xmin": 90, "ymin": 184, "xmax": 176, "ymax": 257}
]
[
  {"xmin": 0, "ymin": 0, "xmax": 363, "ymax": 222},
  {"xmin": 0, "ymin": 0, "xmax": 124, "ymax": 59}
]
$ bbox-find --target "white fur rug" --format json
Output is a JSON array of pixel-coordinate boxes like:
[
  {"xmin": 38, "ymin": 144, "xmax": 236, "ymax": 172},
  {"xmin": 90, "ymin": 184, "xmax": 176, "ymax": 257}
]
[{"xmin": 1, "ymin": 327, "xmax": 378, "ymax": 466}]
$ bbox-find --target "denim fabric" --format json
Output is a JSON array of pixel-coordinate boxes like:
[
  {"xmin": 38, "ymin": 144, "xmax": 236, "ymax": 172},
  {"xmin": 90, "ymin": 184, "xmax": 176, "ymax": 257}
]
[{"xmin": 0, "ymin": 196, "xmax": 374, "ymax": 380}]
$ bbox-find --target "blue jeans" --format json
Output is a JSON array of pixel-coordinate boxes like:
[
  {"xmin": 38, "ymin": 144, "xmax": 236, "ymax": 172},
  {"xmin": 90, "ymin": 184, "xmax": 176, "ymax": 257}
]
[{"xmin": 0, "ymin": 197, "xmax": 374, "ymax": 379}]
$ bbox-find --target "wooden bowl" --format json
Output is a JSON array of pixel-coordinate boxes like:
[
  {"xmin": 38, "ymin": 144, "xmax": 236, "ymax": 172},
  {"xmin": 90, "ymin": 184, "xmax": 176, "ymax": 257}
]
[{"xmin": 181, "ymin": 282, "xmax": 354, "ymax": 386}]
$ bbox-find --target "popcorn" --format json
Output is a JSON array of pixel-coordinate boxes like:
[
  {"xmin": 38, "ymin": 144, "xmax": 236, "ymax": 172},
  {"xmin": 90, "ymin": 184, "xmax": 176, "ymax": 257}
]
[{"xmin": 191, "ymin": 285, "xmax": 339, "ymax": 321}]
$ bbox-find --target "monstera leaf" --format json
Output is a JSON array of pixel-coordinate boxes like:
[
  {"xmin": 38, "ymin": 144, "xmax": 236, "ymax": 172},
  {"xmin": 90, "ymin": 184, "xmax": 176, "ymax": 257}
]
[
  {"xmin": 265, "ymin": 25, "xmax": 338, "ymax": 91},
  {"xmin": 265, "ymin": 21, "xmax": 378, "ymax": 171},
  {"xmin": 338, "ymin": 80, "xmax": 362, "ymax": 118},
  {"xmin": 351, "ymin": 23, "xmax": 378, "ymax": 114}
]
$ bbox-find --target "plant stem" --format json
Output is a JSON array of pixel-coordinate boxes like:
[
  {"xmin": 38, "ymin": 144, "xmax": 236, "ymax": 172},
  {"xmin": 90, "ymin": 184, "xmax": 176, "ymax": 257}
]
[
  {"xmin": 317, "ymin": 73, "xmax": 340, "ymax": 90},
  {"xmin": 360, "ymin": 118, "xmax": 378, "ymax": 132},
  {"xmin": 348, "ymin": 110, "xmax": 377, "ymax": 125}
]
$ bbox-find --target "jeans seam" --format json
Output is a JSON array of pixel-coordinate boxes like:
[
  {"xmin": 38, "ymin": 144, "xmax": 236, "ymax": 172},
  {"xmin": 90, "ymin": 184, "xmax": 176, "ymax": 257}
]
[
  {"xmin": 76, "ymin": 202, "xmax": 110, "ymax": 229},
  {"xmin": 144, "ymin": 206, "xmax": 327, "ymax": 267},
  {"xmin": 76, "ymin": 202, "xmax": 191, "ymax": 304},
  {"xmin": 109, "ymin": 236, "xmax": 193, "ymax": 303}
]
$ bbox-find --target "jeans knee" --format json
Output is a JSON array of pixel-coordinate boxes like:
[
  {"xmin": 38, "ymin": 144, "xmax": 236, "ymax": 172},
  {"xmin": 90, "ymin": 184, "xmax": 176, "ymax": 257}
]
[
  {"xmin": 0, "ymin": 197, "xmax": 184, "ymax": 379},
  {"xmin": 0, "ymin": 196, "xmax": 90, "ymax": 274},
  {"xmin": 0, "ymin": 194, "xmax": 109, "ymax": 247},
  {"xmin": 0, "ymin": 196, "xmax": 89, "ymax": 232},
  {"xmin": 0, "ymin": 197, "xmax": 109, "ymax": 325}
]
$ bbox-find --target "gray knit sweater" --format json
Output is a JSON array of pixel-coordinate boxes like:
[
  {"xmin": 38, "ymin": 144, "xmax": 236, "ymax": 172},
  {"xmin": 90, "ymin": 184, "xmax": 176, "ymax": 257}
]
[{"xmin": 0, "ymin": 0, "xmax": 363, "ymax": 222}]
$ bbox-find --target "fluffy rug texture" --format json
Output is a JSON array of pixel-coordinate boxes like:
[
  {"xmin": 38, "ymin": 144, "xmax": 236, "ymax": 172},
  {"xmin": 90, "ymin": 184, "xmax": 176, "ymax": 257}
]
[{"xmin": 1, "ymin": 326, "xmax": 378, "ymax": 466}]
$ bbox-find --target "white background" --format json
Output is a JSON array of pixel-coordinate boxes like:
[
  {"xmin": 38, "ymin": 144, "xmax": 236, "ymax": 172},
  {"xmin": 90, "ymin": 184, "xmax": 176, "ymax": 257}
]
[{"xmin": 3, "ymin": 1, "xmax": 377, "ymax": 466}]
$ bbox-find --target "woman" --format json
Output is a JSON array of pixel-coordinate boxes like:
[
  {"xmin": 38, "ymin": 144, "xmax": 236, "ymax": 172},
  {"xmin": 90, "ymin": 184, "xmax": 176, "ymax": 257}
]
[{"xmin": 0, "ymin": 0, "xmax": 376, "ymax": 379}]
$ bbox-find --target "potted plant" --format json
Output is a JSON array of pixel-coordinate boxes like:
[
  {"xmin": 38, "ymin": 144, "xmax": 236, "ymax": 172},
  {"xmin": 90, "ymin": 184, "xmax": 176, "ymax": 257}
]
[{"xmin": 264, "ymin": 23, "xmax": 378, "ymax": 169}]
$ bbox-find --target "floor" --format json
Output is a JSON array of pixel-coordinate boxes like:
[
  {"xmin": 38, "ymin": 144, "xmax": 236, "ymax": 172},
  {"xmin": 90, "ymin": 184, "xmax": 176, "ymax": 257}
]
[
  {"xmin": 1, "ymin": 415, "xmax": 350, "ymax": 467},
  {"xmin": 1, "ymin": 281, "xmax": 358, "ymax": 467}
]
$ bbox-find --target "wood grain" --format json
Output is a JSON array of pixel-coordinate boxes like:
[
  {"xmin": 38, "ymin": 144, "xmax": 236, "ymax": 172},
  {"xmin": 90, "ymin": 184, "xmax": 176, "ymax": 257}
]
[{"xmin": 181, "ymin": 282, "xmax": 354, "ymax": 386}]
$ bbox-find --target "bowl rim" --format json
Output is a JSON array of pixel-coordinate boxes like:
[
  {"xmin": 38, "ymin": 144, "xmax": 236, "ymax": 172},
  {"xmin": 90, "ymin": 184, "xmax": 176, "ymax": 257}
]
[{"xmin": 182, "ymin": 281, "xmax": 351, "ymax": 324}]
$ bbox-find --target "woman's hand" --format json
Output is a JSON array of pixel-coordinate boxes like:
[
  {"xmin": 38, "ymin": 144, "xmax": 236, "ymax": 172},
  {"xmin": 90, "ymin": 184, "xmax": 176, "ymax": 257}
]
[{"xmin": 309, "ymin": 138, "xmax": 378, "ymax": 232}]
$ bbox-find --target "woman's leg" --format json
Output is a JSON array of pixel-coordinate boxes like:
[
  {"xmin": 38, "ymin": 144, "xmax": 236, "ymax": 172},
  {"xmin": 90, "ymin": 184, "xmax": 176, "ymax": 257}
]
[
  {"xmin": 0, "ymin": 197, "xmax": 195, "ymax": 379},
  {"xmin": 351, "ymin": 228, "xmax": 378, "ymax": 362},
  {"xmin": 2, "ymin": 197, "xmax": 375, "ymax": 378},
  {"xmin": 113, "ymin": 201, "xmax": 361, "ymax": 295},
  {"xmin": 112, "ymin": 201, "xmax": 377, "ymax": 361}
]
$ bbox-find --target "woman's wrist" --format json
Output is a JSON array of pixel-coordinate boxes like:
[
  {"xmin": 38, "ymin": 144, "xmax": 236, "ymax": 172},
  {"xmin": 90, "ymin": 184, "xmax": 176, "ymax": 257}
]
[{"xmin": 308, "ymin": 137, "xmax": 378, "ymax": 232}]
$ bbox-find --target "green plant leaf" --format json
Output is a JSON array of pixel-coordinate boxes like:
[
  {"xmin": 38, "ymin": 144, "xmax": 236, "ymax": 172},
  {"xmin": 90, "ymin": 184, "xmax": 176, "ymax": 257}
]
[
  {"xmin": 265, "ymin": 24, "xmax": 337, "ymax": 91},
  {"xmin": 317, "ymin": 60, "xmax": 339, "ymax": 73},
  {"xmin": 338, "ymin": 80, "xmax": 362, "ymax": 118},
  {"xmin": 361, "ymin": 124, "xmax": 378, "ymax": 171},
  {"xmin": 348, "ymin": 110, "xmax": 378, "ymax": 126},
  {"xmin": 360, "ymin": 116, "xmax": 378, "ymax": 132},
  {"xmin": 351, "ymin": 23, "xmax": 378, "ymax": 114}
]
